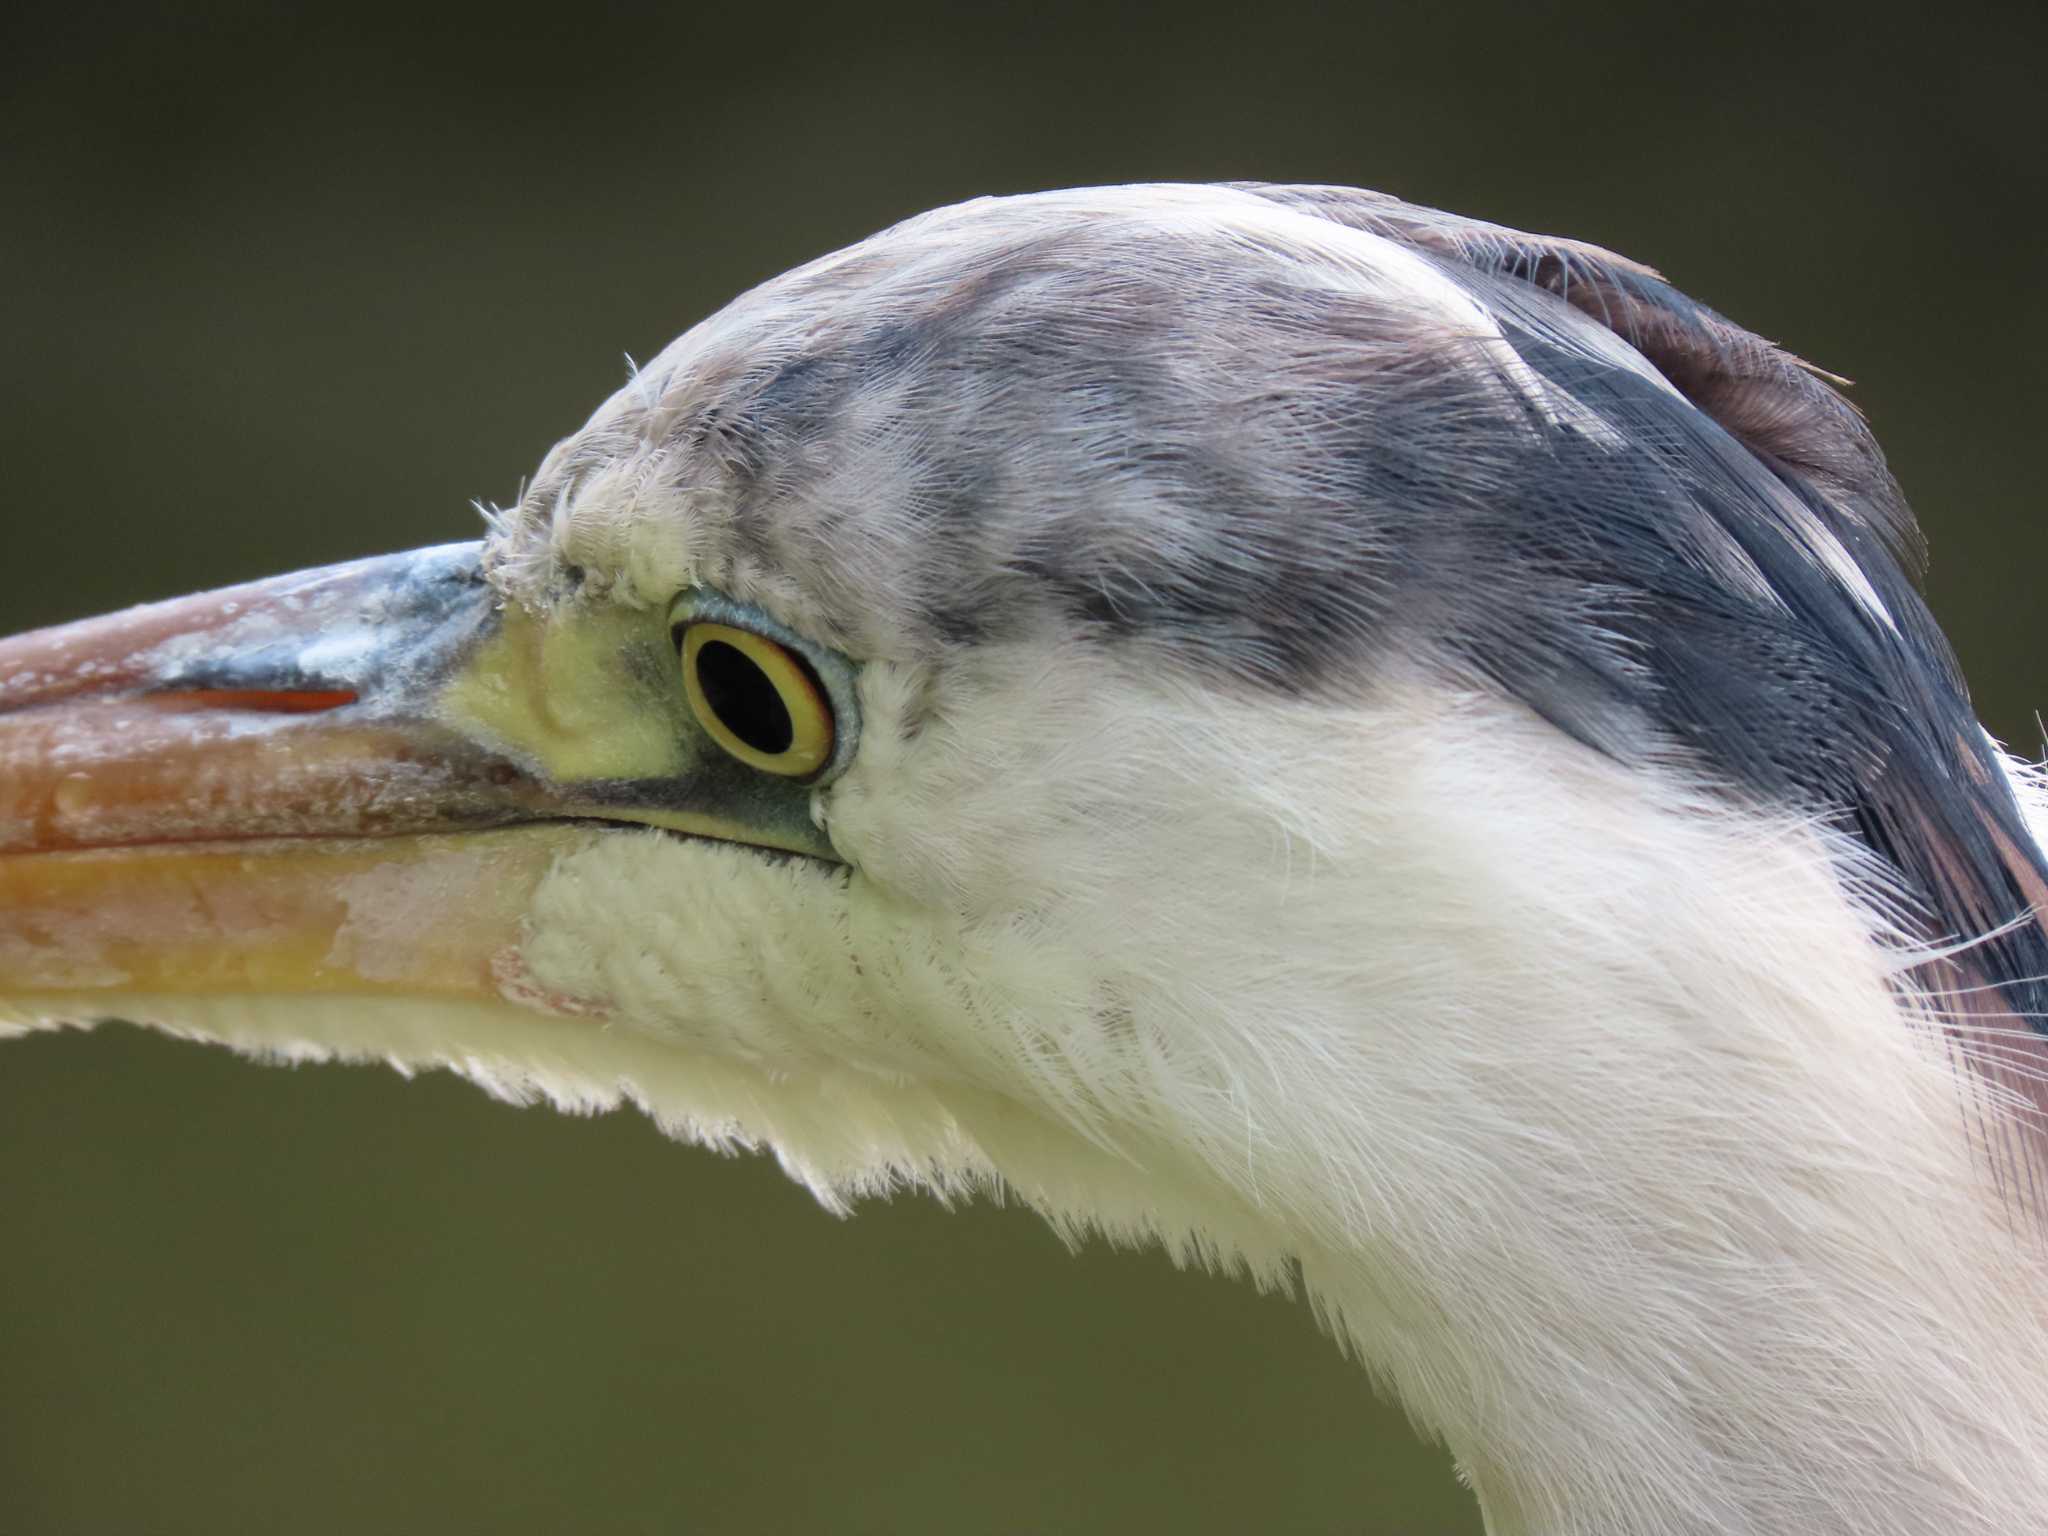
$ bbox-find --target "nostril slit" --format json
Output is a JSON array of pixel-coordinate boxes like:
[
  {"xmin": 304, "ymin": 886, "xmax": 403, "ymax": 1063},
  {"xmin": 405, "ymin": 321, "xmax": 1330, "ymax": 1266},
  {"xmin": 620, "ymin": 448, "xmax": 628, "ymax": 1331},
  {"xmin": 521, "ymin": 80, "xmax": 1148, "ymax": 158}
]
[{"xmin": 156, "ymin": 688, "xmax": 359, "ymax": 714}]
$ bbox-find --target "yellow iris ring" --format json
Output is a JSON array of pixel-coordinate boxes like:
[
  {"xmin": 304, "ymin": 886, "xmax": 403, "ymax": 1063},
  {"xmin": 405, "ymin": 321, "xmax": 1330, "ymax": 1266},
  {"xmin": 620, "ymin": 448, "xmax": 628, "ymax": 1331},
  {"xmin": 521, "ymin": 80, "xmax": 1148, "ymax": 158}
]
[{"xmin": 680, "ymin": 621, "xmax": 834, "ymax": 778}]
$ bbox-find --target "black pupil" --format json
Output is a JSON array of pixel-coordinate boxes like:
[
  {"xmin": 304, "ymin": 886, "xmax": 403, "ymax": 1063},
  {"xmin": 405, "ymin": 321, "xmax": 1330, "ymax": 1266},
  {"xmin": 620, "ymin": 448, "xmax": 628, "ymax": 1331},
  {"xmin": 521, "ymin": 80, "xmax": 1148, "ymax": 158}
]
[{"xmin": 696, "ymin": 639, "xmax": 794, "ymax": 755}]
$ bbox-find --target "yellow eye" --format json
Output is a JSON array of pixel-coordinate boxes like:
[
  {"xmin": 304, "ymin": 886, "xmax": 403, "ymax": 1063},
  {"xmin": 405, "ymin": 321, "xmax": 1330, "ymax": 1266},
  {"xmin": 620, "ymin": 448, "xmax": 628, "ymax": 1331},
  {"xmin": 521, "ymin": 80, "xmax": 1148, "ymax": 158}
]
[{"xmin": 679, "ymin": 621, "xmax": 835, "ymax": 778}]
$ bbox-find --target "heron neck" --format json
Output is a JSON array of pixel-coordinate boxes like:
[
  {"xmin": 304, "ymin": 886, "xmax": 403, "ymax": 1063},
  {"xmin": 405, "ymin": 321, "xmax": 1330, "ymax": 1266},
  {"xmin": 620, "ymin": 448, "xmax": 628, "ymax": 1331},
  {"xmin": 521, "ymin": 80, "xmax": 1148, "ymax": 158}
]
[{"xmin": 1285, "ymin": 929, "xmax": 2048, "ymax": 1535}]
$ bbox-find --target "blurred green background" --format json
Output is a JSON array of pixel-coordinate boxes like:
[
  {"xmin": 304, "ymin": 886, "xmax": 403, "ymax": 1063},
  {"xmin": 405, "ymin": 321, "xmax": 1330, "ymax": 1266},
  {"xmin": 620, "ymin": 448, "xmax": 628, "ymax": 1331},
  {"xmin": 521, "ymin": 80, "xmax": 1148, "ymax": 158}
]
[{"xmin": 1, "ymin": 4, "xmax": 2041, "ymax": 1532}]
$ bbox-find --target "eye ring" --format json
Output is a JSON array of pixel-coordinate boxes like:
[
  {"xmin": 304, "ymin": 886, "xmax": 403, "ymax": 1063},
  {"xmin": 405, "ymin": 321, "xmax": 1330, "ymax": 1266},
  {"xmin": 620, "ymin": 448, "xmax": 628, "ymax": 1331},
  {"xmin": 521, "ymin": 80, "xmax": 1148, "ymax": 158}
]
[{"xmin": 679, "ymin": 621, "xmax": 835, "ymax": 778}]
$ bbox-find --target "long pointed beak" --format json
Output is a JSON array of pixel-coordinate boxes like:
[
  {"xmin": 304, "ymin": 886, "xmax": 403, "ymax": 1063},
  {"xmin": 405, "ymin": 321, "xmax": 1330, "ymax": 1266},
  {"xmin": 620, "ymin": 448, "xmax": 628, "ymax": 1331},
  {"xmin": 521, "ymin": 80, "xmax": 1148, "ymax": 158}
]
[
  {"xmin": 1, "ymin": 543, "xmax": 541, "ymax": 851},
  {"xmin": 0, "ymin": 544, "xmax": 605, "ymax": 1015}
]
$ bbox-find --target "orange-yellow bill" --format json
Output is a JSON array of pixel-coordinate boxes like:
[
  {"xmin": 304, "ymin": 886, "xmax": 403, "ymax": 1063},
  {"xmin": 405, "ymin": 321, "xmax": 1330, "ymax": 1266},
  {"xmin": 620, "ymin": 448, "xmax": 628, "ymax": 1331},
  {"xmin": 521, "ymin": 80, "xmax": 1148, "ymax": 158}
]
[{"xmin": 0, "ymin": 544, "xmax": 606, "ymax": 1013}]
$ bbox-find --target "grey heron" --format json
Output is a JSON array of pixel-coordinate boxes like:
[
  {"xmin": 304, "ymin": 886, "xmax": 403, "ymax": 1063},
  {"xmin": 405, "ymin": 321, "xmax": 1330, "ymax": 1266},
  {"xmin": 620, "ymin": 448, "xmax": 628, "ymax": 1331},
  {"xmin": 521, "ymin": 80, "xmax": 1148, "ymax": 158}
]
[{"xmin": 3, "ymin": 182, "xmax": 2045, "ymax": 1534}]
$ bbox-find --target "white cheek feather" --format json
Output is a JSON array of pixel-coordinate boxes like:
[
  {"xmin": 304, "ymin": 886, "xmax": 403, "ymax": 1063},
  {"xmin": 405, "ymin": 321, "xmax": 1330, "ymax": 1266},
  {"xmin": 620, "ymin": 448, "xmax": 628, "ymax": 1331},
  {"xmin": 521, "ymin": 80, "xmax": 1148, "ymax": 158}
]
[{"xmin": 532, "ymin": 648, "xmax": 2048, "ymax": 1536}]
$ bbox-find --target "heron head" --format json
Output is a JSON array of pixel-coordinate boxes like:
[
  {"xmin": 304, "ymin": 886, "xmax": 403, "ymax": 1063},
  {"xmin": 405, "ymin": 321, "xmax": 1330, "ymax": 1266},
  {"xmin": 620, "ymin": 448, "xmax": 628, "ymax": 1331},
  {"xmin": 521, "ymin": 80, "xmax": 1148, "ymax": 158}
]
[{"xmin": 5, "ymin": 182, "xmax": 2046, "ymax": 1290}]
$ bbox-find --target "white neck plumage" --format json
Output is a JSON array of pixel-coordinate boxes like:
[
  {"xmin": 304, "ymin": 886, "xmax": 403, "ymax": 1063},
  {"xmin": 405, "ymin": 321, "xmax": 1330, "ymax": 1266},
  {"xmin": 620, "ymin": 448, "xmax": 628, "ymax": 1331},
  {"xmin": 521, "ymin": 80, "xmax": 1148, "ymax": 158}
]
[
  {"xmin": 804, "ymin": 669, "xmax": 2048, "ymax": 1534},
  {"xmin": 1225, "ymin": 701, "xmax": 2048, "ymax": 1535},
  {"xmin": 813, "ymin": 669, "xmax": 2048, "ymax": 1536}
]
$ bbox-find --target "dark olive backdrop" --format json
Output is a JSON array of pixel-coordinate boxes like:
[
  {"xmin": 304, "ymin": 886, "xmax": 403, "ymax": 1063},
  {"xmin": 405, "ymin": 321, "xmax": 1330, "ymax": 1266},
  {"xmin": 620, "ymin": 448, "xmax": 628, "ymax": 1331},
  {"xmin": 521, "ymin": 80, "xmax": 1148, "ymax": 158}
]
[{"xmin": 2, "ymin": 5, "xmax": 2041, "ymax": 1533}]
